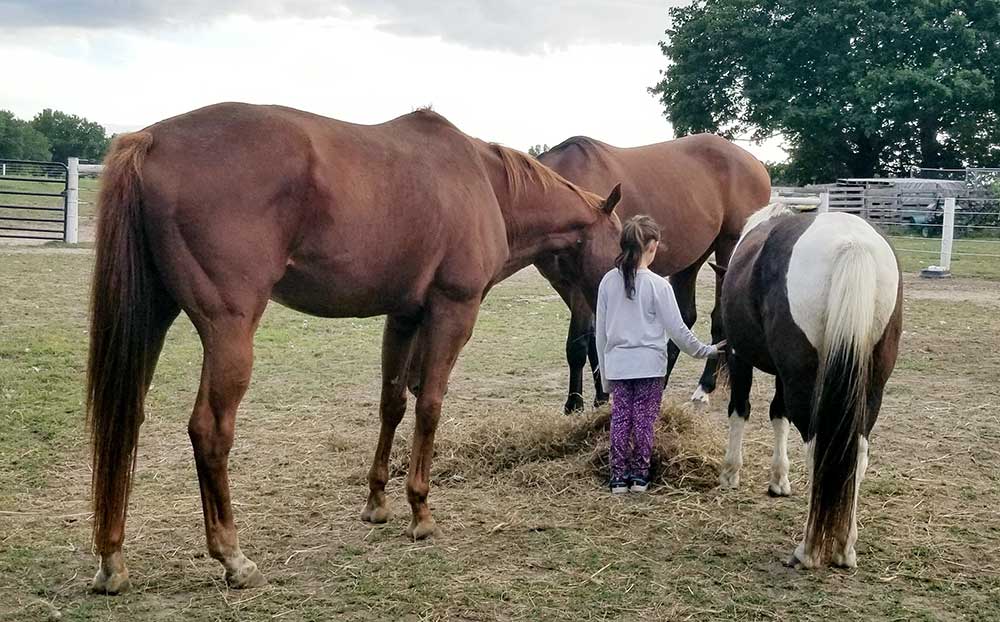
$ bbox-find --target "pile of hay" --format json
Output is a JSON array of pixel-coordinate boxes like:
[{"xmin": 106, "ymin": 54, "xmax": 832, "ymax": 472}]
[{"xmin": 386, "ymin": 403, "xmax": 720, "ymax": 491}]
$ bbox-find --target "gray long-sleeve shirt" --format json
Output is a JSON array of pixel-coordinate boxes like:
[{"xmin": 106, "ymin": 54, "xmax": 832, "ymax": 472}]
[{"xmin": 595, "ymin": 268, "xmax": 715, "ymax": 392}]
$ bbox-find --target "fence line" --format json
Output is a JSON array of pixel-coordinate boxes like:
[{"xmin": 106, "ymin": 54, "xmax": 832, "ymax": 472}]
[{"xmin": 772, "ymin": 190, "xmax": 1000, "ymax": 278}]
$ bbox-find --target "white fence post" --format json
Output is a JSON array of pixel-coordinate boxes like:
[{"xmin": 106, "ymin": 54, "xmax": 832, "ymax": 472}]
[
  {"xmin": 66, "ymin": 157, "xmax": 79, "ymax": 244},
  {"xmin": 819, "ymin": 192, "xmax": 830, "ymax": 213},
  {"xmin": 921, "ymin": 196, "xmax": 955, "ymax": 278},
  {"xmin": 940, "ymin": 197, "xmax": 955, "ymax": 272}
]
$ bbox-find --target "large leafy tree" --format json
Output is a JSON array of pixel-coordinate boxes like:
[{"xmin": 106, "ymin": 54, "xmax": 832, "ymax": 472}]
[
  {"xmin": 31, "ymin": 109, "xmax": 109, "ymax": 164},
  {"xmin": 0, "ymin": 110, "xmax": 52, "ymax": 161},
  {"xmin": 651, "ymin": 0, "xmax": 1000, "ymax": 184}
]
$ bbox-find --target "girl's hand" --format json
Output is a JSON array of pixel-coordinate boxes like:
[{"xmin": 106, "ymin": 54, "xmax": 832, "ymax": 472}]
[{"xmin": 712, "ymin": 340, "xmax": 728, "ymax": 356}]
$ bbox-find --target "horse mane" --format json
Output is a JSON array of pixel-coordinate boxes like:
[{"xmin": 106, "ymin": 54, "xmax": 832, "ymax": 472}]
[
  {"xmin": 740, "ymin": 201, "xmax": 795, "ymax": 238},
  {"xmin": 491, "ymin": 144, "xmax": 603, "ymax": 209}
]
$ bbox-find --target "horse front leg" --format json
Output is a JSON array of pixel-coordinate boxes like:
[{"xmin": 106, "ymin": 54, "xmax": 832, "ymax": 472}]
[
  {"xmin": 719, "ymin": 354, "xmax": 753, "ymax": 489},
  {"xmin": 768, "ymin": 379, "xmax": 792, "ymax": 497},
  {"xmin": 564, "ymin": 297, "xmax": 595, "ymax": 413},
  {"xmin": 405, "ymin": 294, "xmax": 479, "ymax": 539},
  {"xmin": 695, "ymin": 237, "xmax": 737, "ymax": 403}
]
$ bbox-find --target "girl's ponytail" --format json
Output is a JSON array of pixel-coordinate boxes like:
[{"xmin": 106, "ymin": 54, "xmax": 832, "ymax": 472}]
[{"xmin": 614, "ymin": 215, "xmax": 661, "ymax": 299}]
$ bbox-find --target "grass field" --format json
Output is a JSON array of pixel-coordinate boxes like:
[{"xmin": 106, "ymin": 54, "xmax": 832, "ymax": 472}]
[
  {"xmin": 1, "ymin": 246, "xmax": 999, "ymax": 621},
  {"xmin": 887, "ymin": 235, "xmax": 1000, "ymax": 279}
]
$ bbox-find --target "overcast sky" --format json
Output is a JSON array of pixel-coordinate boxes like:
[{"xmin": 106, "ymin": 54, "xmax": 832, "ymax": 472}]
[{"xmin": 0, "ymin": 1, "xmax": 785, "ymax": 160}]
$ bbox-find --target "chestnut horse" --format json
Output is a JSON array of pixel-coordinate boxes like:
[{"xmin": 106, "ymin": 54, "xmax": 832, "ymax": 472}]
[
  {"xmin": 534, "ymin": 135, "xmax": 771, "ymax": 413},
  {"xmin": 86, "ymin": 103, "xmax": 623, "ymax": 593},
  {"xmin": 715, "ymin": 203, "xmax": 902, "ymax": 569}
]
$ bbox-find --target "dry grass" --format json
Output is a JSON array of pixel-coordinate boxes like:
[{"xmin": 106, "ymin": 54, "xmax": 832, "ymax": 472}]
[
  {"xmin": 2, "ymin": 249, "xmax": 1000, "ymax": 621},
  {"xmin": 381, "ymin": 404, "xmax": 720, "ymax": 493}
]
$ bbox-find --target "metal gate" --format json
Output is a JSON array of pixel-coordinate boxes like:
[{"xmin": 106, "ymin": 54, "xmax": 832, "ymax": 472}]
[{"xmin": 0, "ymin": 159, "xmax": 69, "ymax": 241}]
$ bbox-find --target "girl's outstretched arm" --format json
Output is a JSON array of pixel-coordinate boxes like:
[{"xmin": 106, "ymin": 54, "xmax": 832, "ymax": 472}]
[{"xmin": 655, "ymin": 278, "xmax": 717, "ymax": 359}]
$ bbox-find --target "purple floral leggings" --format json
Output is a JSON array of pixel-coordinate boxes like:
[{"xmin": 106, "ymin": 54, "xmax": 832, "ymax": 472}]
[{"xmin": 610, "ymin": 377, "xmax": 664, "ymax": 481}]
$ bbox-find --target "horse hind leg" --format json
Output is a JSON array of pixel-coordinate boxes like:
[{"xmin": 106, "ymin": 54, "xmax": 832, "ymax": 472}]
[
  {"xmin": 91, "ymin": 296, "xmax": 180, "ymax": 594},
  {"xmin": 187, "ymin": 310, "xmax": 268, "ymax": 588},
  {"xmin": 719, "ymin": 354, "xmax": 752, "ymax": 489},
  {"xmin": 362, "ymin": 314, "xmax": 420, "ymax": 524},
  {"xmin": 831, "ymin": 435, "xmax": 869, "ymax": 568},
  {"xmin": 767, "ymin": 380, "xmax": 792, "ymax": 497}
]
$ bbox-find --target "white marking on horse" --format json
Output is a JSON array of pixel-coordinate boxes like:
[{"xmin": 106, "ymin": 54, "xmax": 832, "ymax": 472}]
[
  {"xmin": 769, "ymin": 418, "xmax": 792, "ymax": 497},
  {"xmin": 786, "ymin": 213, "xmax": 899, "ymax": 351},
  {"xmin": 690, "ymin": 384, "xmax": 710, "ymax": 406},
  {"xmin": 719, "ymin": 415, "xmax": 746, "ymax": 489}
]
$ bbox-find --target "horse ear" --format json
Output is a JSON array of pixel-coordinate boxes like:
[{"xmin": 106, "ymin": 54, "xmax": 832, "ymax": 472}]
[
  {"xmin": 708, "ymin": 262, "xmax": 728, "ymax": 278},
  {"xmin": 602, "ymin": 183, "xmax": 622, "ymax": 215}
]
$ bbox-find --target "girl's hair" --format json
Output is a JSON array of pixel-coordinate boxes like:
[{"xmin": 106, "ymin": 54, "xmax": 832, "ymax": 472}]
[{"xmin": 615, "ymin": 215, "xmax": 661, "ymax": 299}]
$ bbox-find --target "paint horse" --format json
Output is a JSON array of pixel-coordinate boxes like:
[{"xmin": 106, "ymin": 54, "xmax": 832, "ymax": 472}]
[
  {"xmin": 534, "ymin": 135, "xmax": 771, "ymax": 413},
  {"xmin": 86, "ymin": 103, "xmax": 623, "ymax": 594},
  {"xmin": 715, "ymin": 203, "xmax": 902, "ymax": 568}
]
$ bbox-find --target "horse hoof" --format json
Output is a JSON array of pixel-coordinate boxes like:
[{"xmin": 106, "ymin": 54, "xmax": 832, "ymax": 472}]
[
  {"xmin": 564, "ymin": 395, "xmax": 585, "ymax": 414},
  {"xmin": 784, "ymin": 544, "xmax": 818, "ymax": 570},
  {"xmin": 593, "ymin": 395, "xmax": 609, "ymax": 409},
  {"xmin": 361, "ymin": 503, "xmax": 392, "ymax": 524},
  {"xmin": 784, "ymin": 552, "xmax": 805, "ymax": 570},
  {"xmin": 831, "ymin": 548, "xmax": 858, "ymax": 569},
  {"xmin": 690, "ymin": 385, "xmax": 711, "ymax": 408},
  {"xmin": 718, "ymin": 471, "xmax": 740, "ymax": 489},
  {"xmin": 767, "ymin": 482, "xmax": 792, "ymax": 497},
  {"xmin": 405, "ymin": 517, "xmax": 439, "ymax": 541},
  {"xmin": 91, "ymin": 567, "xmax": 130, "ymax": 595},
  {"xmin": 225, "ymin": 560, "xmax": 267, "ymax": 589}
]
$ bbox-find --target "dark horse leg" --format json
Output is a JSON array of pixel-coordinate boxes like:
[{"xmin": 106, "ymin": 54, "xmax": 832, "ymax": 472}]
[
  {"xmin": 767, "ymin": 379, "xmax": 792, "ymax": 497},
  {"xmin": 664, "ymin": 263, "xmax": 700, "ymax": 391},
  {"xmin": 362, "ymin": 314, "xmax": 420, "ymax": 524},
  {"xmin": 719, "ymin": 353, "xmax": 753, "ymax": 489},
  {"xmin": 91, "ymin": 297, "xmax": 179, "ymax": 594},
  {"xmin": 186, "ymin": 301, "xmax": 269, "ymax": 589},
  {"xmin": 405, "ymin": 292, "xmax": 479, "ymax": 539},
  {"xmin": 693, "ymin": 235, "xmax": 739, "ymax": 404},
  {"xmin": 586, "ymin": 322, "xmax": 606, "ymax": 408},
  {"xmin": 563, "ymin": 288, "xmax": 604, "ymax": 413}
]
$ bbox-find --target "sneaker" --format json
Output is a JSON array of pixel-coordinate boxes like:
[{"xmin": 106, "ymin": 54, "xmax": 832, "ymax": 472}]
[
  {"xmin": 609, "ymin": 478, "xmax": 629, "ymax": 494},
  {"xmin": 629, "ymin": 476, "xmax": 649, "ymax": 493}
]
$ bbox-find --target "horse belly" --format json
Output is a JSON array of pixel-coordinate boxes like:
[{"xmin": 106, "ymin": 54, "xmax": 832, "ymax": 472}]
[{"xmin": 271, "ymin": 262, "xmax": 426, "ymax": 318}]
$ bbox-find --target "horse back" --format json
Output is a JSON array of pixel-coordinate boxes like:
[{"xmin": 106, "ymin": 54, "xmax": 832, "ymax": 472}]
[
  {"xmin": 542, "ymin": 134, "xmax": 770, "ymax": 274},
  {"xmin": 137, "ymin": 103, "xmax": 507, "ymax": 319}
]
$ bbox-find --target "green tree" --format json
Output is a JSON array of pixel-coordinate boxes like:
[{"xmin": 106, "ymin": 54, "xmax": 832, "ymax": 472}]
[
  {"xmin": 0, "ymin": 110, "xmax": 52, "ymax": 161},
  {"xmin": 764, "ymin": 160, "xmax": 795, "ymax": 186},
  {"xmin": 527, "ymin": 144, "xmax": 550, "ymax": 158},
  {"xmin": 651, "ymin": 0, "xmax": 1000, "ymax": 184},
  {"xmin": 31, "ymin": 109, "xmax": 109, "ymax": 164}
]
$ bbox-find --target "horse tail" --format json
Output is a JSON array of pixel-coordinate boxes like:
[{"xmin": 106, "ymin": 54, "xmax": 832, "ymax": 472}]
[
  {"xmin": 806, "ymin": 239, "xmax": 879, "ymax": 561},
  {"xmin": 86, "ymin": 131, "xmax": 155, "ymax": 552}
]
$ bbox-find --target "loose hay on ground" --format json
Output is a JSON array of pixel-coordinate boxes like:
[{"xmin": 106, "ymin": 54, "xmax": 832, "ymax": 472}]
[{"xmin": 383, "ymin": 403, "xmax": 719, "ymax": 491}]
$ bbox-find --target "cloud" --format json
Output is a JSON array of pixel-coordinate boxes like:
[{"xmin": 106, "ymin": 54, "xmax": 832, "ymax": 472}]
[{"xmin": 0, "ymin": 0, "xmax": 686, "ymax": 52}]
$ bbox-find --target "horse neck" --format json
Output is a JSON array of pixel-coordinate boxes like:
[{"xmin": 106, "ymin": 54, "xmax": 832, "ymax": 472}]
[
  {"xmin": 507, "ymin": 184, "xmax": 600, "ymax": 273},
  {"xmin": 482, "ymin": 146, "xmax": 599, "ymax": 275}
]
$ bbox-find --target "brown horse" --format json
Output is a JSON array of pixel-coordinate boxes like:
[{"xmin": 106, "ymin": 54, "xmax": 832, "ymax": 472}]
[
  {"xmin": 534, "ymin": 135, "xmax": 771, "ymax": 413},
  {"xmin": 86, "ymin": 102, "xmax": 623, "ymax": 594},
  {"xmin": 715, "ymin": 203, "xmax": 903, "ymax": 568}
]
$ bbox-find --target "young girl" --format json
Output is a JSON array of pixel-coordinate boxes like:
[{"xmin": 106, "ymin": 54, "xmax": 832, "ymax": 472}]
[{"xmin": 595, "ymin": 215, "xmax": 724, "ymax": 493}]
